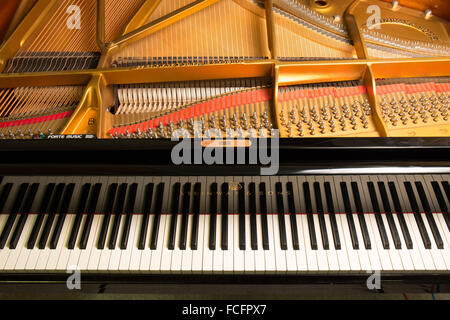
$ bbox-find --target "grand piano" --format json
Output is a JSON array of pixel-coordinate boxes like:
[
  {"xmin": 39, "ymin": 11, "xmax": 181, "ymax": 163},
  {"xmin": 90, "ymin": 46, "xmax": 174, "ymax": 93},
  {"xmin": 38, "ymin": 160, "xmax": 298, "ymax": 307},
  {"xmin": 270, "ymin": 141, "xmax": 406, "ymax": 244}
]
[{"xmin": 0, "ymin": 0, "xmax": 449, "ymax": 292}]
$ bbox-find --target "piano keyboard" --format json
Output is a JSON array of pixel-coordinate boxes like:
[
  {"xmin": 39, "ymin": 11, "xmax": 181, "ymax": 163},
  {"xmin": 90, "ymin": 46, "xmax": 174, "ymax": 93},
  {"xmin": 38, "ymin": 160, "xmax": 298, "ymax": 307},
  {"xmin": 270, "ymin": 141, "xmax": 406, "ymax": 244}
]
[{"xmin": 0, "ymin": 174, "xmax": 449, "ymax": 274}]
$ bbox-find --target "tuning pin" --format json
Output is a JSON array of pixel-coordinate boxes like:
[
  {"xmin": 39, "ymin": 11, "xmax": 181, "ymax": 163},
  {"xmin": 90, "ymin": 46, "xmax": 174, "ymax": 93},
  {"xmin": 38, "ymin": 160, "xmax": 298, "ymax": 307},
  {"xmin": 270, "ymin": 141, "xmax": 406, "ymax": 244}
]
[
  {"xmin": 240, "ymin": 113, "xmax": 249, "ymax": 130},
  {"xmin": 250, "ymin": 112, "xmax": 259, "ymax": 129},
  {"xmin": 231, "ymin": 113, "xmax": 239, "ymax": 130}
]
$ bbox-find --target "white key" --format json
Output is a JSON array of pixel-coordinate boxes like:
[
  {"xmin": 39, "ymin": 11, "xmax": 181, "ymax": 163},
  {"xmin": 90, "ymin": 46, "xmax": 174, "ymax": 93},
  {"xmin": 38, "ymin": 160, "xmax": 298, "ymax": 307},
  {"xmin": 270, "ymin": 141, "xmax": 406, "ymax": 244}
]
[
  {"xmin": 202, "ymin": 213, "xmax": 214, "ymax": 273},
  {"xmin": 244, "ymin": 213, "xmax": 255, "ymax": 273},
  {"xmin": 374, "ymin": 176, "xmax": 414, "ymax": 271},
  {"xmin": 0, "ymin": 211, "xmax": 9, "ymax": 268},
  {"xmin": 233, "ymin": 214, "xmax": 244, "ymax": 273},
  {"xmin": 395, "ymin": 176, "xmax": 435, "ymax": 271},
  {"xmin": 119, "ymin": 214, "xmax": 138, "ymax": 271},
  {"xmin": 353, "ymin": 214, "xmax": 371, "ymax": 271},
  {"xmin": 284, "ymin": 213, "xmax": 297, "ymax": 272},
  {"xmin": 129, "ymin": 215, "xmax": 143, "ymax": 271},
  {"xmin": 313, "ymin": 214, "xmax": 329, "ymax": 272},
  {"xmin": 212, "ymin": 178, "xmax": 224, "ymax": 273},
  {"xmin": 293, "ymin": 212, "xmax": 307, "ymax": 272},
  {"xmin": 260, "ymin": 177, "xmax": 276, "ymax": 273},
  {"xmin": 170, "ymin": 214, "xmax": 183, "ymax": 272},
  {"xmin": 13, "ymin": 214, "xmax": 38, "ymax": 270},
  {"xmin": 180, "ymin": 214, "xmax": 193, "ymax": 273},
  {"xmin": 367, "ymin": 215, "xmax": 393, "ymax": 270},
  {"xmin": 381, "ymin": 214, "xmax": 404, "ymax": 271},
  {"xmin": 391, "ymin": 214, "xmax": 415, "ymax": 270},
  {"xmin": 108, "ymin": 212, "xmax": 126, "ymax": 272},
  {"xmin": 151, "ymin": 214, "xmax": 167, "ymax": 272},
  {"xmin": 160, "ymin": 213, "xmax": 172, "ymax": 273},
  {"xmin": 222, "ymin": 210, "xmax": 233, "ymax": 273},
  {"xmin": 433, "ymin": 213, "xmax": 450, "ymax": 270},
  {"xmin": 421, "ymin": 212, "xmax": 446, "ymax": 270},
  {"xmin": 254, "ymin": 211, "xmax": 265, "ymax": 273},
  {"xmin": 192, "ymin": 213, "xmax": 205, "ymax": 273},
  {"xmin": 34, "ymin": 215, "xmax": 54, "ymax": 270},
  {"xmin": 405, "ymin": 213, "xmax": 435, "ymax": 270},
  {"xmin": 66, "ymin": 214, "xmax": 87, "ymax": 270},
  {"xmin": 324, "ymin": 214, "xmax": 340, "ymax": 271},
  {"xmin": 54, "ymin": 213, "xmax": 75, "ymax": 271},
  {"xmin": 47, "ymin": 180, "xmax": 81, "ymax": 271},
  {"xmin": 301, "ymin": 214, "xmax": 318, "ymax": 271},
  {"xmin": 139, "ymin": 213, "xmax": 153, "ymax": 272},
  {"xmin": 322, "ymin": 177, "xmax": 349, "ymax": 271},
  {"xmin": 272, "ymin": 212, "xmax": 287, "ymax": 272},
  {"xmin": 80, "ymin": 215, "xmax": 102, "ymax": 271},
  {"xmin": 337, "ymin": 214, "xmax": 360, "ymax": 271}
]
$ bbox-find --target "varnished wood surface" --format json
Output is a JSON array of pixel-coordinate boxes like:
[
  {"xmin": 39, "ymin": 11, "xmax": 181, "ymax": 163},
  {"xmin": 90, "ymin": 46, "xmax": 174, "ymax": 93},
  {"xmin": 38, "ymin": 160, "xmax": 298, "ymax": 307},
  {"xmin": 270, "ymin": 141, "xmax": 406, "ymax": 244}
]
[{"xmin": 0, "ymin": 0, "xmax": 22, "ymax": 43}]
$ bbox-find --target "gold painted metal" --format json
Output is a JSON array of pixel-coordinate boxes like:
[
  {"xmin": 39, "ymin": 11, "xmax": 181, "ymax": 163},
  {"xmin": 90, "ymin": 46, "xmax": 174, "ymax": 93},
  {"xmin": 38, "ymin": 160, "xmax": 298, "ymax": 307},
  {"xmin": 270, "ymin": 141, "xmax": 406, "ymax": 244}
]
[
  {"xmin": 272, "ymin": 64, "xmax": 282, "ymax": 131},
  {"xmin": 101, "ymin": 61, "xmax": 274, "ymax": 85},
  {"xmin": 265, "ymin": 0, "xmax": 278, "ymax": 59},
  {"xmin": 345, "ymin": 0, "xmax": 369, "ymax": 59},
  {"xmin": 122, "ymin": 0, "xmax": 162, "ymax": 35},
  {"xmin": 61, "ymin": 76, "xmax": 100, "ymax": 136},
  {"xmin": 0, "ymin": 0, "xmax": 56, "ymax": 72},
  {"xmin": 0, "ymin": 0, "xmax": 449, "ymax": 139},
  {"xmin": 363, "ymin": 64, "xmax": 388, "ymax": 136},
  {"xmin": 97, "ymin": 0, "xmax": 106, "ymax": 52}
]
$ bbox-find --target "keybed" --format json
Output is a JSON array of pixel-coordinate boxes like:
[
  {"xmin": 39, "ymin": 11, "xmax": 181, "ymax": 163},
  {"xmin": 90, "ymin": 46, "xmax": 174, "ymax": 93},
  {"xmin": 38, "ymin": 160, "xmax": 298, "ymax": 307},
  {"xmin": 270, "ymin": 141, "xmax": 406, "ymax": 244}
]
[{"xmin": 0, "ymin": 173, "xmax": 449, "ymax": 274}]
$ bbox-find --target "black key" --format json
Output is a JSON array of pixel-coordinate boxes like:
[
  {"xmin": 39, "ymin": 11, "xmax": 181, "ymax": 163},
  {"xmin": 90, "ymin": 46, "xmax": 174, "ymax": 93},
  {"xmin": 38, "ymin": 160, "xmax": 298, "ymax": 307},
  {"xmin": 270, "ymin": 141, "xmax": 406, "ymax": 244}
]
[
  {"xmin": 324, "ymin": 182, "xmax": 341, "ymax": 250},
  {"xmin": 249, "ymin": 183, "xmax": 258, "ymax": 250},
  {"xmin": 339, "ymin": 182, "xmax": 359, "ymax": 250},
  {"xmin": 38, "ymin": 183, "xmax": 65, "ymax": 249},
  {"xmin": 350, "ymin": 182, "xmax": 372, "ymax": 250},
  {"xmin": 50, "ymin": 184, "xmax": 75, "ymax": 249},
  {"xmin": 388, "ymin": 182, "xmax": 413, "ymax": 249},
  {"xmin": 303, "ymin": 182, "xmax": 318, "ymax": 250},
  {"xmin": 120, "ymin": 183, "xmax": 137, "ymax": 250},
  {"xmin": 404, "ymin": 182, "xmax": 432, "ymax": 249},
  {"xmin": 0, "ymin": 183, "xmax": 29, "ymax": 249},
  {"xmin": 138, "ymin": 183, "xmax": 154, "ymax": 250},
  {"xmin": 179, "ymin": 183, "xmax": 191, "ymax": 250},
  {"xmin": 275, "ymin": 182, "xmax": 287, "ymax": 250},
  {"xmin": 377, "ymin": 182, "xmax": 402, "ymax": 249},
  {"xmin": 286, "ymin": 182, "xmax": 299, "ymax": 250},
  {"xmin": 221, "ymin": 183, "xmax": 229, "ymax": 250},
  {"xmin": 238, "ymin": 182, "xmax": 246, "ymax": 250},
  {"xmin": 168, "ymin": 183, "xmax": 181, "ymax": 250},
  {"xmin": 432, "ymin": 181, "xmax": 450, "ymax": 232},
  {"xmin": 109, "ymin": 183, "xmax": 127, "ymax": 249},
  {"xmin": 191, "ymin": 183, "xmax": 201, "ymax": 250},
  {"xmin": 415, "ymin": 182, "xmax": 444, "ymax": 249},
  {"xmin": 367, "ymin": 182, "xmax": 390, "ymax": 250},
  {"xmin": 209, "ymin": 183, "xmax": 218, "ymax": 250},
  {"xmin": 150, "ymin": 182, "xmax": 165, "ymax": 250},
  {"xmin": 441, "ymin": 181, "xmax": 450, "ymax": 231},
  {"xmin": 79, "ymin": 183, "xmax": 101, "ymax": 249},
  {"xmin": 68, "ymin": 184, "xmax": 91, "ymax": 249},
  {"xmin": 0, "ymin": 183, "xmax": 13, "ymax": 213},
  {"xmin": 97, "ymin": 184, "xmax": 118, "ymax": 249},
  {"xmin": 259, "ymin": 183, "xmax": 269, "ymax": 250},
  {"xmin": 9, "ymin": 183, "xmax": 39, "ymax": 249},
  {"xmin": 28, "ymin": 183, "xmax": 55, "ymax": 249},
  {"xmin": 313, "ymin": 182, "xmax": 329, "ymax": 250}
]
